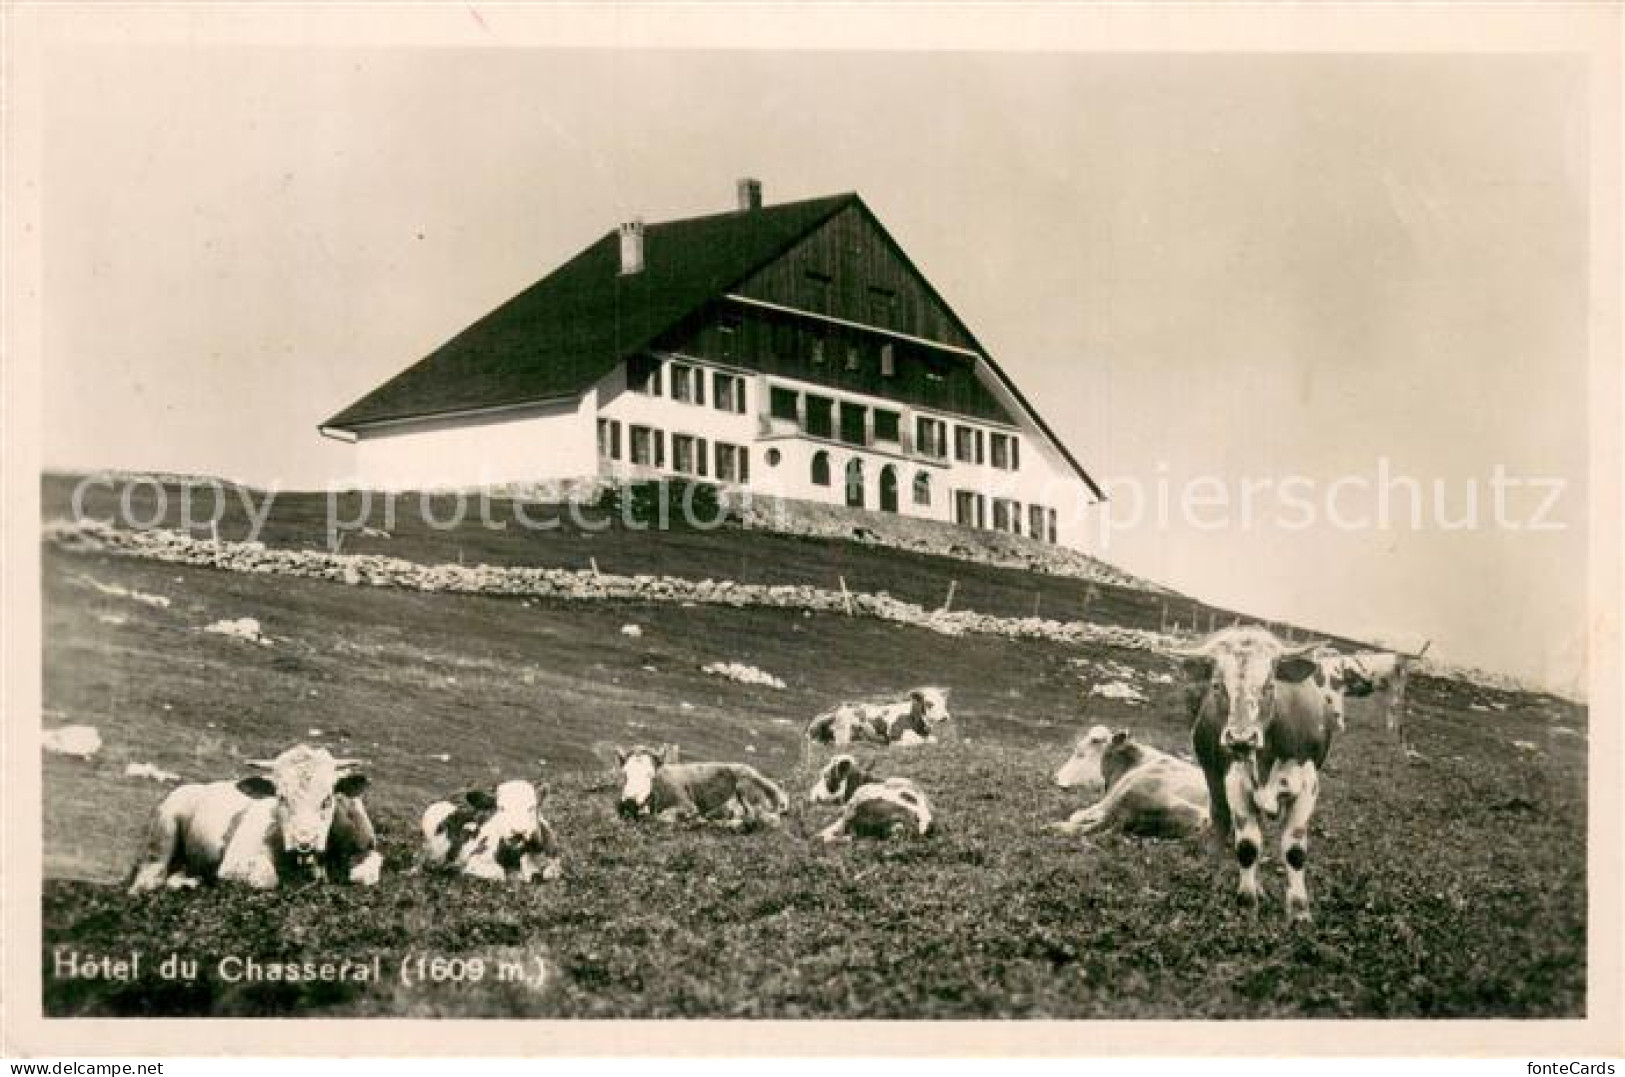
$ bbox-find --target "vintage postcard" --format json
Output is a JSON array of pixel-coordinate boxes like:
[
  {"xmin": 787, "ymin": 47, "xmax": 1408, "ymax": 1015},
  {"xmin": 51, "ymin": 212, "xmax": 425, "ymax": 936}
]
[{"xmin": 3, "ymin": 2, "xmax": 1621, "ymax": 1059}]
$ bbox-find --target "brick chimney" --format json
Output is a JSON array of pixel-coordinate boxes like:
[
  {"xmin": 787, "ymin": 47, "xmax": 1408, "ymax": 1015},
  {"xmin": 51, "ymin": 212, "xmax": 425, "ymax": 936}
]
[
  {"xmin": 618, "ymin": 219, "xmax": 645, "ymax": 276},
  {"xmin": 736, "ymin": 178, "xmax": 763, "ymax": 212}
]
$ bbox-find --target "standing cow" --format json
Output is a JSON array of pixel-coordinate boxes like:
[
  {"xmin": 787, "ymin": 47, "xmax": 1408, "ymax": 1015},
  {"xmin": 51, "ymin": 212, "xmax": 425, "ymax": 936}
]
[
  {"xmin": 128, "ymin": 744, "xmax": 382, "ymax": 894},
  {"xmin": 419, "ymin": 780, "xmax": 563, "ymax": 882},
  {"xmin": 1179, "ymin": 627, "xmax": 1332, "ymax": 921}
]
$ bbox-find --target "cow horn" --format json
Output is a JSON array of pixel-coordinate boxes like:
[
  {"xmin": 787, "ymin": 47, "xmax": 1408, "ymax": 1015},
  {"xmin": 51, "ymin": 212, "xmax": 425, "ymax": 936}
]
[
  {"xmin": 244, "ymin": 759, "xmax": 276, "ymax": 769},
  {"xmin": 331, "ymin": 758, "xmax": 366, "ymax": 769},
  {"xmin": 1281, "ymin": 640, "xmax": 1327, "ymax": 658},
  {"xmin": 1168, "ymin": 639, "xmax": 1218, "ymax": 659}
]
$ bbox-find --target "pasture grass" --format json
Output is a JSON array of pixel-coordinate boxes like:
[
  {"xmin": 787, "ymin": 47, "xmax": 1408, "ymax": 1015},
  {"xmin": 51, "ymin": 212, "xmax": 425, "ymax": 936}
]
[{"xmin": 39, "ymin": 539, "xmax": 1587, "ymax": 1018}]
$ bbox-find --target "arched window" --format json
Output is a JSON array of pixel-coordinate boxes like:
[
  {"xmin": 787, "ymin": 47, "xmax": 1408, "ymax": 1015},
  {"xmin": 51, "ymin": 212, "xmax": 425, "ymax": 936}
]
[
  {"xmin": 879, "ymin": 465, "xmax": 899, "ymax": 513},
  {"xmin": 845, "ymin": 458, "xmax": 866, "ymax": 509},
  {"xmin": 810, "ymin": 450, "xmax": 831, "ymax": 487},
  {"xmin": 913, "ymin": 471, "xmax": 932, "ymax": 507}
]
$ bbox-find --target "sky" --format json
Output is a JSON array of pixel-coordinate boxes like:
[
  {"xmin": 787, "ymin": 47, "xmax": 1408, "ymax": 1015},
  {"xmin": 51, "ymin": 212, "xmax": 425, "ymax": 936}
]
[{"xmin": 41, "ymin": 46, "xmax": 1591, "ymax": 695}]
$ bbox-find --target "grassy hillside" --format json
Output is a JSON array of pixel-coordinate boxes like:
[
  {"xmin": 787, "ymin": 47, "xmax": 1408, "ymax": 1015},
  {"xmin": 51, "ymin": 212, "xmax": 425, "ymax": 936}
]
[
  {"xmin": 40, "ymin": 514, "xmax": 1588, "ymax": 1017},
  {"xmin": 43, "ymin": 474, "xmax": 1360, "ymax": 644}
]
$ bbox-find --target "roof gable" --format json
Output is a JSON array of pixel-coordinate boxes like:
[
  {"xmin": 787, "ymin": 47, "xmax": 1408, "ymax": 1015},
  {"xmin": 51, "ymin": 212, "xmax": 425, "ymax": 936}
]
[{"xmin": 323, "ymin": 194, "xmax": 856, "ymax": 430}]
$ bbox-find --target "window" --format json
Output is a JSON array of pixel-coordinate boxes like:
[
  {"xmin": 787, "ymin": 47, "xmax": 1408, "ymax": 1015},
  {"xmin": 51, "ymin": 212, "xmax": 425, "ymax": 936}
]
[
  {"xmin": 993, "ymin": 498, "xmax": 1021, "ymax": 534},
  {"xmin": 845, "ymin": 344, "xmax": 861, "ymax": 372},
  {"xmin": 954, "ymin": 490, "xmax": 985, "ymax": 529},
  {"xmin": 839, "ymin": 401, "xmax": 867, "ymax": 446},
  {"xmin": 716, "ymin": 442, "xmax": 749, "ymax": 484},
  {"xmin": 811, "ymin": 450, "xmax": 831, "ymax": 487},
  {"xmin": 845, "ymin": 458, "xmax": 865, "ymax": 509},
  {"xmin": 806, "ymin": 395, "xmax": 834, "ymax": 440},
  {"xmin": 671, "ymin": 364, "xmax": 696, "ymax": 404},
  {"xmin": 916, "ymin": 417, "xmax": 947, "ymax": 460},
  {"xmin": 991, "ymin": 433, "xmax": 1020, "ymax": 470},
  {"xmin": 880, "ymin": 342, "xmax": 896, "ymax": 378},
  {"xmin": 717, "ymin": 314, "xmax": 741, "ymax": 360},
  {"xmin": 955, "ymin": 425, "xmax": 984, "ymax": 464},
  {"xmin": 770, "ymin": 387, "xmax": 799, "ymax": 422},
  {"xmin": 628, "ymin": 354, "xmax": 662, "ymax": 396},
  {"xmin": 630, "ymin": 426, "xmax": 664, "ymax": 468},
  {"xmin": 913, "ymin": 471, "xmax": 932, "ymax": 506},
  {"xmin": 873, "ymin": 409, "xmax": 900, "ymax": 444},
  {"xmin": 597, "ymin": 418, "xmax": 622, "ymax": 460},
  {"xmin": 810, "ymin": 337, "xmax": 827, "ymax": 365},
  {"xmin": 673, "ymin": 434, "xmax": 707, "ymax": 476},
  {"xmin": 1048, "ymin": 507, "xmax": 1058, "ymax": 545},
  {"xmin": 1029, "ymin": 504, "xmax": 1047, "ymax": 541},
  {"xmin": 765, "ymin": 448, "xmax": 782, "ymax": 467},
  {"xmin": 713, "ymin": 371, "xmax": 746, "ymax": 414}
]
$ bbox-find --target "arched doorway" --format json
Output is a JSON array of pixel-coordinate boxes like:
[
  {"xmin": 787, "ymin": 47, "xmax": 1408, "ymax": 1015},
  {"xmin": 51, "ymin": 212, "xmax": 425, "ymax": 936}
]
[
  {"xmin": 879, "ymin": 465, "xmax": 899, "ymax": 513},
  {"xmin": 845, "ymin": 458, "xmax": 866, "ymax": 509}
]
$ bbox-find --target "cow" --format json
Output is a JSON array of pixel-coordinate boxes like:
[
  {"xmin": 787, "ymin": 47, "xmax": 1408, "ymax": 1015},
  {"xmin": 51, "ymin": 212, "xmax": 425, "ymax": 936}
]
[
  {"xmin": 419, "ymin": 780, "xmax": 563, "ymax": 882},
  {"xmin": 1313, "ymin": 650, "xmax": 1405, "ymax": 731},
  {"xmin": 127, "ymin": 744, "xmax": 381, "ymax": 894},
  {"xmin": 614, "ymin": 744, "xmax": 790, "ymax": 829},
  {"xmin": 806, "ymin": 755, "xmax": 934, "ymax": 842},
  {"xmin": 1179, "ymin": 626, "xmax": 1333, "ymax": 921},
  {"xmin": 1053, "ymin": 724, "xmax": 1114, "ymax": 791},
  {"xmin": 1048, "ymin": 730, "xmax": 1209, "ymax": 839},
  {"xmin": 804, "ymin": 687, "xmax": 952, "ymax": 747}
]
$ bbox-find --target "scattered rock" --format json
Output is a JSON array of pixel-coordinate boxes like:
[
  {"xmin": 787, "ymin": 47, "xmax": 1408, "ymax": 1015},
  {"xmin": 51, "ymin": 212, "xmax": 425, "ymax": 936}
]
[
  {"xmin": 1089, "ymin": 681, "xmax": 1147, "ymax": 704},
  {"xmin": 44, "ymin": 725, "xmax": 102, "ymax": 759},
  {"xmin": 702, "ymin": 661, "xmax": 787, "ymax": 690},
  {"xmin": 202, "ymin": 617, "xmax": 271, "ymax": 646},
  {"xmin": 125, "ymin": 761, "xmax": 181, "ymax": 782},
  {"xmin": 620, "ymin": 624, "xmax": 643, "ymax": 639}
]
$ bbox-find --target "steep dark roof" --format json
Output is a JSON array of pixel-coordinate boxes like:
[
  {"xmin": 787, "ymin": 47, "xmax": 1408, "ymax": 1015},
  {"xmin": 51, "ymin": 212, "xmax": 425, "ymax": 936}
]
[{"xmin": 323, "ymin": 193, "xmax": 858, "ymax": 430}]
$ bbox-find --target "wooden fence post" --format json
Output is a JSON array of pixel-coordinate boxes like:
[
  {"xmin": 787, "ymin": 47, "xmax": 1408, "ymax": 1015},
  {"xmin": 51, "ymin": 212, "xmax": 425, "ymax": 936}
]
[
  {"xmin": 941, "ymin": 580, "xmax": 958, "ymax": 613},
  {"xmin": 838, "ymin": 575, "xmax": 855, "ymax": 617}
]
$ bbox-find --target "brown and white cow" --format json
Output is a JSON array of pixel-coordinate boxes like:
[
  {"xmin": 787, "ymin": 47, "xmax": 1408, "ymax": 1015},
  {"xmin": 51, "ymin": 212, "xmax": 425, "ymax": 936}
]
[
  {"xmin": 1180, "ymin": 627, "xmax": 1334, "ymax": 921},
  {"xmin": 1049, "ymin": 730, "xmax": 1209, "ymax": 839},
  {"xmin": 806, "ymin": 755, "xmax": 934, "ymax": 842},
  {"xmin": 804, "ymin": 687, "xmax": 952, "ymax": 747},
  {"xmin": 419, "ymin": 780, "xmax": 563, "ymax": 882},
  {"xmin": 615, "ymin": 744, "xmax": 790, "ymax": 829},
  {"xmin": 128, "ymin": 744, "xmax": 382, "ymax": 894},
  {"xmin": 1053, "ymin": 725, "xmax": 1114, "ymax": 791}
]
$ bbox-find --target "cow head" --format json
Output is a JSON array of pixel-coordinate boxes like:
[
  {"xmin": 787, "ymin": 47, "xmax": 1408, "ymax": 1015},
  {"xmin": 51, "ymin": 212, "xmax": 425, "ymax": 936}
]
[
  {"xmin": 1054, "ymin": 724, "xmax": 1113, "ymax": 789},
  {"xmin": 614, "ymin": 744, "xmax": 677, "ymax": 817},
  {"xmin": 480, "ymin": 780, "xmax": 551, "ymax": 871},
  {"xmin": 808, "ymin": 755, "xmax": 872, "ymax": 805},
  {"xmin": 1100, "ymin": 729, "xmax": 1153, "ymax": 791},
  {"xmin": 1175, "ymin": 628, "xmax": 1323, "ymax": 755},
  {"xmin": 237, "ymin": 745, "xmax": 367, "ymax": 867},
  {"xmin": 910, "ymin": 687, "xmax": 952, "ymax": 730}
]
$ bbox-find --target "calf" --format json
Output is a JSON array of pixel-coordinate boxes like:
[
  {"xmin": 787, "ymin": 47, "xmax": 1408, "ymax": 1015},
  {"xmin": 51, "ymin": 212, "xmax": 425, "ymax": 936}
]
[
  {"xmin": 615, "ymin": 745, "xmax": 790, "ymax": 829},
  {"xmin": 128, "ymin": 745, "xmax": 381, "ymax": 894},
  {"xmin": 420, "ymin": 780, "xmax": 562, "ymax": 882},
  {"xmin": 1049, "ymin": 730, "xmax": 1208, "ymax": 839},
  {"xmin": 804, "ymin": 687, "xmax": 952, "ymax": 747},
  {"xmin": 807, "ymin": 755, "xmax": 934, "ymax": 842}
]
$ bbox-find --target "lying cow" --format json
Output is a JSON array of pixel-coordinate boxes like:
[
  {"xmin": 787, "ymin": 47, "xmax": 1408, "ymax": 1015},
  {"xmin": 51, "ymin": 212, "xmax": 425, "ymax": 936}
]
[
  {"xmin": 1049, "ymin": 730, "xmax": 1208, "ymax": 839},
  {"xmin": 1180, "ymin": 627, "xmax": 1333, "ymax": 921},
  {"xmin": 128, "ymin": 744, "xmax": 382, "ymax": 894},
  {"xmin": 804, "ymin": 687, "xmax": 952, "ymax": 747},
  {"xmin": 419, "ymin": 780, "xmax": 562, "ymax": 882},
  {"xmin": 615, "ymin": 744, "xmax": 789, "ymax": 829},
  {"xmin": 1053, "ymin": 724, "xmax": 1114, "ymax": 791},
  {"xmin": 807, "ymin": 755, "xmax": 934, "ymax": 841}
]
